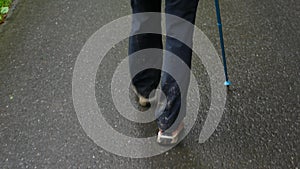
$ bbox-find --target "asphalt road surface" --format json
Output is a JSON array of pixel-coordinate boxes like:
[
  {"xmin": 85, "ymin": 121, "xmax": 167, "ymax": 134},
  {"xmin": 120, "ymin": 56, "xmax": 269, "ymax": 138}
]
[{"xmin": 0, "ymin": 0, "xmax": 299, "ymax": 168}]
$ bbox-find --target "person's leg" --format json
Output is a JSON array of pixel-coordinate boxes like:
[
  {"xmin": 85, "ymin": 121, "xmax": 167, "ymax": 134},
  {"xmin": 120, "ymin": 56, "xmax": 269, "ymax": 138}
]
[
  {"xmin": 156, "ymin": 0, "xmax": 199, "ymax": 133},
  {"xmin": 129, "ymin": 0, "xmax": 163, "ymax": 99}
]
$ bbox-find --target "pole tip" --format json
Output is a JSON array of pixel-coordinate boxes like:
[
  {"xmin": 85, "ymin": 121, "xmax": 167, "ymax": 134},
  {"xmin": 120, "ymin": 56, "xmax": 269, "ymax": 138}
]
[{"xmin": 224, "ymin": 81, "xmax": 232, "ymax": 86}]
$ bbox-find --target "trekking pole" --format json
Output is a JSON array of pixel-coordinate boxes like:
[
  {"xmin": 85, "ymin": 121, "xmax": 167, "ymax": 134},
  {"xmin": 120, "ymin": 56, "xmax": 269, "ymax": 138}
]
[{"xmin": 214, "ymin": 0, "xmax": 231, "ymax": 86}]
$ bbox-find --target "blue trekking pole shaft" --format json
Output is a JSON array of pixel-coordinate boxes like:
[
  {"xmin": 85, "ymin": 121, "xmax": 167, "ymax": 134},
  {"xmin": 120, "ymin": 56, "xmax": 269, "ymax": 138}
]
[{"xmin": 214, "ymin": 0, "xmax": 231, "ymax": 86}]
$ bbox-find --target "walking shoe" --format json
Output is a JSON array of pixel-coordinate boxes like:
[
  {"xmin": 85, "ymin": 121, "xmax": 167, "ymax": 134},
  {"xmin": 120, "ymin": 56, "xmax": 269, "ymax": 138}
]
[
  {"xmin": 157, "ymin": 122, "xmax": 184, "ymax": 145},
  {"xmin": 131, "ymin": 86, "xmax": 156, "ymax": 107}
]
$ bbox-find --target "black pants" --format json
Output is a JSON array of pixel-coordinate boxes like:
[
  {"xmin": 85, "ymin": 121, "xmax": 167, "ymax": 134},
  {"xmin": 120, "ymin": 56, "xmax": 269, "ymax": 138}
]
[{"xmin": 129, "ymin": 0, "xmax": 199, "ymax": 132}]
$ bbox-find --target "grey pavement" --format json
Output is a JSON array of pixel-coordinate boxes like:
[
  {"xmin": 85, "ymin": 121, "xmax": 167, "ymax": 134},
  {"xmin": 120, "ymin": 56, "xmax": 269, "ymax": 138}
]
[{"xmin": 0, "ymin": 0, "xmax": 299, "ymax": 168}]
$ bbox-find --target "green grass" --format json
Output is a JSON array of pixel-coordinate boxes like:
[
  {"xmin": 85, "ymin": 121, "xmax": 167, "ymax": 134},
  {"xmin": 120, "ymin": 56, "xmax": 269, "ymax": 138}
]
[
  {"xmin": 0, "ymin": 0, "xmax": 12, "ymax": 23},
  {"xmin": 0, "ymin": 0, "xmax": 12, "ymax": 7}
]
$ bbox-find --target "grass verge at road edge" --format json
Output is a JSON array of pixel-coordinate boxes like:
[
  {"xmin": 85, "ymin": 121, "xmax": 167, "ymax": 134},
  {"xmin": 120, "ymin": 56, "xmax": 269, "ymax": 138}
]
[{"xmin": 0, "ymin": 0, "xmax": 12, "ymax": 24}]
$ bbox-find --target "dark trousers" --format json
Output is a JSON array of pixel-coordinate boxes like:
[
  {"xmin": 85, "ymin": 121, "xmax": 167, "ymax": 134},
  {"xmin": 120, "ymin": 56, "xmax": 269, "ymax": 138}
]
[{"xmin": 129, "ymin": 0, "xmax": 199, "ymax": 132}]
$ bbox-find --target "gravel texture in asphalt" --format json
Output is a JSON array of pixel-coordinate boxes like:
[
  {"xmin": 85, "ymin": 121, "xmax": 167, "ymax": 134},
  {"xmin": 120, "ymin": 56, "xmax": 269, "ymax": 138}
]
[{"xmin": 0, "ymin": 0, "xmax": 299, "ymax": 168}]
